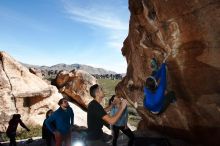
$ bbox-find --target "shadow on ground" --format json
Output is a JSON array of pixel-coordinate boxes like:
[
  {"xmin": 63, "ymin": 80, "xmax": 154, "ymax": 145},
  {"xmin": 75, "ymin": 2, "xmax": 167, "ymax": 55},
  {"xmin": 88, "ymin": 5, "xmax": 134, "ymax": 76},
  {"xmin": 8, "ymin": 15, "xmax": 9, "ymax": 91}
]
[{"xmin": 1, "ymin": 125, "xmax": 212, "ymax": 146}]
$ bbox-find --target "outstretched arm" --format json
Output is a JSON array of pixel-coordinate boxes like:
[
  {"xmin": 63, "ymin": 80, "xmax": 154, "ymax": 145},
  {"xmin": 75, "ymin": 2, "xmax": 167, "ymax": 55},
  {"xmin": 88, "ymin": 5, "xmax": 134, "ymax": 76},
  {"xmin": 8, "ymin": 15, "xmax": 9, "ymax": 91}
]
[
  {"xmin": 102, "ymin": 100, "xmax": 127, "ymax": 125},
  {"xmin": 154, "ymin": 63, "xmax": 166, "ymax": 80},
  {"xmin": 102, "ymin": 107, "xmax": 124, "ymax": 125},
  {"xmin": 19, "ymin": 120, "xmax": 30, "ymax": 131},
  {"xmin": 158, "ymin": 63, "xmax": 167, "ymax": 89},
  {"xmin": 155, "ymin": 63, "xmax": 167, "ymax": 103},
  {"xmin": 153, "ymin": 52, "xmax": 170, "ymax": 80},
  {"xmin": 104, "ymin": 104, "xmax": 113, "ymax": 113}
]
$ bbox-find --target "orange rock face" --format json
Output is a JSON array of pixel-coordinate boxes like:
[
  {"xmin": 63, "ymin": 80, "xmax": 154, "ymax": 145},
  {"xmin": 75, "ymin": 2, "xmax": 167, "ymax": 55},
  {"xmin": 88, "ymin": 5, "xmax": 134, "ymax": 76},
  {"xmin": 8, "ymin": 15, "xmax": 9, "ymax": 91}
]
[{"xmin": 117, "ymin": 0, "xmax": 220, "ymax": 144}]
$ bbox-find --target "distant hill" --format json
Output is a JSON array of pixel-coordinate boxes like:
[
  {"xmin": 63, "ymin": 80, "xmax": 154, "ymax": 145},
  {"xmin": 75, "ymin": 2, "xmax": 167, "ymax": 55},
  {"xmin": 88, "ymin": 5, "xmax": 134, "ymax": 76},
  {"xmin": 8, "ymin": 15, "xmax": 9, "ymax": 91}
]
[{"xmin": 23, "ymin": 63, "xmax": 117, "ymax": 75}]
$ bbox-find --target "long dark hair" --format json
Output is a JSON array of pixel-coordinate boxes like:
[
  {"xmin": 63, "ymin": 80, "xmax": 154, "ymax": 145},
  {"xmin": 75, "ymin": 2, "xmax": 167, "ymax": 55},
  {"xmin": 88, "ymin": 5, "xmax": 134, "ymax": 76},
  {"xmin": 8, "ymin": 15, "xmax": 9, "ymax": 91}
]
[{"xmin": 109, "ymin": 95, "xmax": 115, "ymax": 106}]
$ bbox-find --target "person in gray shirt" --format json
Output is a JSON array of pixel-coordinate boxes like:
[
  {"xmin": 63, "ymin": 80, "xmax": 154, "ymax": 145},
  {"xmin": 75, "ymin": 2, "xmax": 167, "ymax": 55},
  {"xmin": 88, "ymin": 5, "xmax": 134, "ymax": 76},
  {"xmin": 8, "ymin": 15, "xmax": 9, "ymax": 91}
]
[{"xmin": 109, "ymin": 95, "xmax": 134, "ymax": 146}]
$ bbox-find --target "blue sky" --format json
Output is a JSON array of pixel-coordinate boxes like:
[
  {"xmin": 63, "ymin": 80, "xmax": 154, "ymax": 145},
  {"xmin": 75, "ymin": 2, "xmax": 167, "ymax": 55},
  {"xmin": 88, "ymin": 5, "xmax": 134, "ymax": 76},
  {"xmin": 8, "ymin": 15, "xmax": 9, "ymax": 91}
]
[{"xmin": 0, "ymin": 0, "xmax": 129, "ymax": 73}]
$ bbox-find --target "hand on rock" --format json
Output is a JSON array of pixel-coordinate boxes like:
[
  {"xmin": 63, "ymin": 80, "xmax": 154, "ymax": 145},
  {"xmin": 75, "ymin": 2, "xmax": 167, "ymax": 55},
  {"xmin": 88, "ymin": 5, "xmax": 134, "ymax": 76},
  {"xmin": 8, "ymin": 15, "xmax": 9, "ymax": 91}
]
[
  {"xmin": 166, "ymin": 45, "xmax": 172, "ymax": 56},
  {"xmin": 121, "ymin": 99, "xmax": 128, "ymax": 110},
  {"xmin": 134, "ymin": 102, "xmax": 138, "ymax": 108},
  {"xmin": 163, "ymin": 54, "xmax": 169, "ymax": 63},
  {"xmin": 163, "ymin": 45, "xmax": 171, "ymax": 63}
]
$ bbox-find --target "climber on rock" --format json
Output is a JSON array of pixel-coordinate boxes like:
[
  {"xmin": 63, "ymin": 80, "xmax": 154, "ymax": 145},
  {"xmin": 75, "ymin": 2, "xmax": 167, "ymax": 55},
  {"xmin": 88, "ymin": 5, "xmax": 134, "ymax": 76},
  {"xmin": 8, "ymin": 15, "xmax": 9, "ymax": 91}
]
[{"xmin": 143, "ymin": 56, "xmax": 176, "ymax": 114}]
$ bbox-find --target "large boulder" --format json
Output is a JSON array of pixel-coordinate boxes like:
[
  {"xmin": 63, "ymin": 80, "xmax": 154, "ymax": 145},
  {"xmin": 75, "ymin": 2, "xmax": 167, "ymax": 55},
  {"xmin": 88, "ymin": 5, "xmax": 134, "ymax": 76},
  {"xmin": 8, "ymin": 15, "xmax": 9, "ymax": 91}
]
[
  {"xmin": 0, "ymin": 51, "xmax": 63, "ymax": 131},
  {"xmin": 55, "ymin": 70, "xmax": 97, "ymax": 109},
  {"xmin": 116, "ymin": 0, "xmax": 220, "ymax": 145},
  {"xmin": 29, "ymin": 67, "xmax": 43, "ymax": 79}
]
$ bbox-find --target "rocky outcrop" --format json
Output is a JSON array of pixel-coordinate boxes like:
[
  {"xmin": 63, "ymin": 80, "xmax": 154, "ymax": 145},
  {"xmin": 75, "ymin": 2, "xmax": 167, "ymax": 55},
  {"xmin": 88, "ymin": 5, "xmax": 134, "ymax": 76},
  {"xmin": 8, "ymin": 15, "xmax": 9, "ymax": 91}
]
[
  {"xmin": 116, "ymin": 0, "xmax": 220, "ymax": 145},
  {"xmin": 0, "ymin": 51, "xmax": 63, "ymax": 131},
  {"xmin": 0, "ymin": 52, "xmax": 91, "ymax": 132},
  {"xmin": 29, "ymin": 68, "xmax": 43, "ymax": 79},
  {"xmin": 55, "ymin": 70, "xmax": 97, "ymax": 109}
]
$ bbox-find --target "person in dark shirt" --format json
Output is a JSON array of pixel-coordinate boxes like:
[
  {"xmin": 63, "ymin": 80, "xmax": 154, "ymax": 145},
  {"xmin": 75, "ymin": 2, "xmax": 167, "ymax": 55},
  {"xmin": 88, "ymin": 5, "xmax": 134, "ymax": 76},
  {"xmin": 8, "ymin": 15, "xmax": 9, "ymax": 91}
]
[
  {"xmin": 42, "ymin": 109, "xmax": 54, "ymax": 146},
  {"xmin": 87, "ymin": 84, "xmax": 127, "ymax": 146},
  {"xmin": 46, "ymin": 98, "xmax": 74, "ymax": 146},
  {"xmin": 6, "ymin": 114, "xmax": 30, "ymax": 146}
]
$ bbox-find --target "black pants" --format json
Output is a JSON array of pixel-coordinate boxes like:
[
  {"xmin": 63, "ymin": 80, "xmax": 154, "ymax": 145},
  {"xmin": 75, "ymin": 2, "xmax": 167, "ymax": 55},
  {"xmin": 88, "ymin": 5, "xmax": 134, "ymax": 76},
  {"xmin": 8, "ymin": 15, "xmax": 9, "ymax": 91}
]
[
  {"xmin": 112, "ymin": 125, "xmax": 134, "ymax": 146},
  {"xmin": 45, "ymin": 137, "xmax": 52, "ymax": 146},
  {"xmin": 159, "ymin": 91, "xmax": 176, "ymax": 114},
  {"xmin": 7, "ymin": 133, "xmax": 16, "ymax": 146}
]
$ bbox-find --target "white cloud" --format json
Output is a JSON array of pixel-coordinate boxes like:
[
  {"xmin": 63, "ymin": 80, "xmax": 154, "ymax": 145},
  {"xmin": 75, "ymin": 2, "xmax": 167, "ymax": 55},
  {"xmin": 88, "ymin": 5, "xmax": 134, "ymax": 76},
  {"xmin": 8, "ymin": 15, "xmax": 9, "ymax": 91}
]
[
  {"xmin": 66, "ymin": 7, "xmax": 127, "ymax": 31},
  {"xmin": 62, "ymin": 0, "xmax": 129, "ymax": 50},
  {"xmin": 62, "ymin": 0, "xmax": 128, "ymax": 30},
  {"xmin": 60, "ymin": 0, "xmax": 129, "ymax": 72}
]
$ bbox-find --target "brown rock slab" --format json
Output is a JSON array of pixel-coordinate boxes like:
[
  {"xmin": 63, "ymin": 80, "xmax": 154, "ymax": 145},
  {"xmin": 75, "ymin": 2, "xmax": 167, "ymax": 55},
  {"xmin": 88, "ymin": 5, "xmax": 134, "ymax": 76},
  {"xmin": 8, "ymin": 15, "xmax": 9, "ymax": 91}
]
[
  {"xmin": 0, "ymin": 51, "xmax": 63, "ymax": 131},
  {"xmin": 55, "ymin": 69, "xmax": 97, "ymax": 109}
]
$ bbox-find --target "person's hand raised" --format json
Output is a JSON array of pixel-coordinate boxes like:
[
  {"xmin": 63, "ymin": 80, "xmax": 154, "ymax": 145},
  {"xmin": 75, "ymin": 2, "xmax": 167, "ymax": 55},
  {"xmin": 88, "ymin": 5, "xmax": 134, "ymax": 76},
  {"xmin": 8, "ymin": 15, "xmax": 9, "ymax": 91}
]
[
  {"xmin": 121, "ymin": 99, "xmax": 128, "ymax": 110},
  {"xmin": 163, "ymin": 54, "xmax": 169, "ymax": 63},
  {"xmin": 163, "ymin": 45, "xmax": 171, "ymax": 63}
]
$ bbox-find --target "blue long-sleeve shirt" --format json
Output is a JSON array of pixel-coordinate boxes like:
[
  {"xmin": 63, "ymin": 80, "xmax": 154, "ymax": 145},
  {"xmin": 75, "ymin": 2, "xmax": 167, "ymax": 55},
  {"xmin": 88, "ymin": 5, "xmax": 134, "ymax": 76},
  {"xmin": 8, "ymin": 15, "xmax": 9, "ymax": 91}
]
[
  {"xmin": 45, "ymin": 107, "xmax": 74, "ymax": 135},
  {"xmin": 144, "ymin": 63, "xmax": 167, "ymax": 113}
]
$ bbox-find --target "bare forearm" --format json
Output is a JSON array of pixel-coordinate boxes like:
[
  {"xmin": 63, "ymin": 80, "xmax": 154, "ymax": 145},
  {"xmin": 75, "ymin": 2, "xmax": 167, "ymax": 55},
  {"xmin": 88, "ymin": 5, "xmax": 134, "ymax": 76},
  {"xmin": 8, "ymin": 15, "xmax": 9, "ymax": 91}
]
[
  {"xmin": 20, "ymin": 121, "xmax": 29, "ymax": 130},
  {"xmin": 103, "ymin": 100, "xmax": 128, "ymax": 125},
  {"xmin": 109, "ymin": 107, "xmax": 124, "ymax": 125},
  {"xmin": 104, "ymin": 104, "xmax": 112, "ymax": 113}
]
